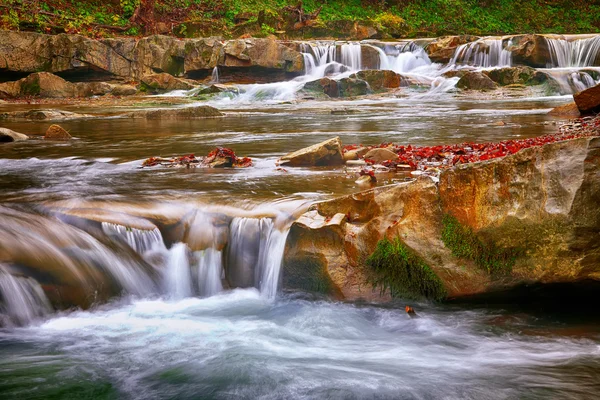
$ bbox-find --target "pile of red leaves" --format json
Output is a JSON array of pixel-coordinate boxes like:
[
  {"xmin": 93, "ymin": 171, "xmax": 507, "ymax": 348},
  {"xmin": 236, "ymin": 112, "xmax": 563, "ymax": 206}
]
[
  {"xmin": 344, "ymin": 116, "xmax": 599, "ymax": 173},
  {"xmin": 141, "ymin": 148, "xmax": 251, "ymax": 169}
]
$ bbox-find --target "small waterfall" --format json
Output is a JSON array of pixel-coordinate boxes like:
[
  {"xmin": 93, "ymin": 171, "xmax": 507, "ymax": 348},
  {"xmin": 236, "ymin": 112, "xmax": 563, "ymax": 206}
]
[
  {"xmin": 164, "ymin": 243, "xmax": 194, "ymax": 299},
  {"xmin": 196, "ymin": 248, "xmax": 223, "ymax": 297},
  {"xmin": 0, "ymin": 265, "xmax": 51, "ymax": 326},
  {"xmin": 227, "ymin": 217, "xmax": 290, "ymax": 298},
  {"xmin": 546, "ymin": 36, "xmax": 600, "ymax": 67},
  {"xmin": 340, "ymin": 43, "xmax": 362, "ymax": 71},
  {"xmin": 211, "ymin": 66, "xmax": 220, "ymax": 83},
  {"xmin": 102, "ymin": 223, "xmax": 164, "ymax": 254},
  {"xmin": 543, "ymin": 69, "xmax": 600, "ymax": 94},
  {"xmin": 450, "ymin": 38, "xmax": 512, "ymax": 68}
]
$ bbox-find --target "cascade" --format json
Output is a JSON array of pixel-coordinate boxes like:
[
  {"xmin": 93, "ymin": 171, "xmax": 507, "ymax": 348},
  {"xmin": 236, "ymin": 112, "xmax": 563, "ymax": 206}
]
[
  {"xmin": 543, "ymin": 69, "xmax": 599, "ymax": 94},
  {"xmin": 450, "ymin": 38, "xmax": 512, "ymax": 68},
  {"xmin": 340, "ymin": 43, "xmax": 362, "ymax": 71},
  {"xmin": 211, "ymin": 66, "xmax": 220, "ymax": 83},
  {"xmin": 546, "ymin": 36, "xmax": 600, "ymax": 68},
  {"xmin": 102, "ymin": 222, "xmax": 164, "ymax": 254},
  {"xmin": 0, "ymin": 265, "xmax": 51, "ymax": 326},
  {"xmin": 196, "ymin": 248, "xmax": 223, "ymax": 297},
  {"xmin": 227, "ymin": 217, "xmax": 290, "ymax": 298},
  {"xmin": 164, "ymin": 243, "xmax": 194, "ymax": 299}
]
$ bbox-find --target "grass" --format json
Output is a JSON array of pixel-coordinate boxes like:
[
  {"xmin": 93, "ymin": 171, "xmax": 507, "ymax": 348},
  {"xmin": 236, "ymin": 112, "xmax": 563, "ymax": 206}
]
[
  {"xmin": 366, "ymin": 237, "xmax": 447, "ymax": 301},
  {"xmin": 441, "ymin": 214, "xmax": 522, "ymax": 276},
  {"xmin": 1, "ymin": 0, "xmax": 598, "ymax": 38}
]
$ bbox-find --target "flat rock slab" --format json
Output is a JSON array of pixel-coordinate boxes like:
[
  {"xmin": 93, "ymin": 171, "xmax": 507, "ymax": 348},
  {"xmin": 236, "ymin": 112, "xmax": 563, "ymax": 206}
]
[
  {"xmin": 128, "ymin": 105, "xmax": 223, "ymax": 119},
  {"xmin": 279, "ymin": 137, "xmax": 344, "ymax": 167}
]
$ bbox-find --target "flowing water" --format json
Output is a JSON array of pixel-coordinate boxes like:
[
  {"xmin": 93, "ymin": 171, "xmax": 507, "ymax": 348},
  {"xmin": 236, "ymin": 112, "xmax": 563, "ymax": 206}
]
[{"xmin": 1, "ymin": 35, "xmax": 600, "ymax": 399}]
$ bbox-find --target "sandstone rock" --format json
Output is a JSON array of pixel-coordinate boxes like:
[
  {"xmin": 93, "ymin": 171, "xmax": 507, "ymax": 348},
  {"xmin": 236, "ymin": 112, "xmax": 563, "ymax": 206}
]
[
  {"xmin": 75, "ymin": 81, "xmax": 113, "ymax": 97},
  {"xmin": 141, "ymin": 73, "xmax": 195, "ymax": 93},
  {"xmin": 222, "ymin": 38, "xmax": 304, "ymax": 73},
  {"xmin": 134, "ymin": 35, "xmax": 186, "ymax": 77},
  {"xmin": 363, "ymin": 148, "xmax": 399, "ymax": 163},
  {"xmin": 110, "ymin": 84, "xmax": 138, "ymax": 96},
  {"xmin": 44, "ymin": 124, "xmax": 72, "ymax": 140},
  {"xmin": 0, "ymin": 127, "xmax": 28, "ymax": 142},
  {"xmin": 484, "ymin": 66, "xmax": 549, "ymax": 86},
  {"xmin": 11, "ymin": 72, "xmax": 76, "ymax": 98},
  {"xmin": 426, "ymin": 35, "xmax": 479, "ymax": 63},
  {"xmin": 457, "ymin": 72, "xmax": 498, "ymax": 91},
  {"xmin": 196, "ymin": 84, "xmax": 237, "ymax": 95},
  {"xmin": 350, "ymin": 70, "xmax": 402, "ymax": 91},
  {"xmin": 283, "ymin": 137, "xmax": 600, "ymax": 301},
  {"xmin": 548, "ymin": 102, "xmax": 581, "ymax": 117},
  {"xmin": 306, "ymin": 77, "xmax": 371, "ymax": 98},
  {"xmin": 507, "ymin": 34, "xmax": 552, "ymax": 68},
  {"xmin": 279, "ymin": 137, "xmax": 344, "ymax": 167},
  {"xmin": 573, "ymin": 83, "xmax": 600, "ymax": 114},
  {"xmin": 131, "ymin": 105, "xmax": 223, "ymax": 119}
]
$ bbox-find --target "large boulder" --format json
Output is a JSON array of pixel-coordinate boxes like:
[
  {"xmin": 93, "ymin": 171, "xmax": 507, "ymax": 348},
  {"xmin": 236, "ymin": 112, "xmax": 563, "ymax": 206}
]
[
  {"xmin": 140, "ymin": 73, "xmax": 195, "ymax": 93},
  {"xmin": 507, "ymin": 34, "xmax": 552, "ymax": 68},
  {"xmin": 279, "ymin": 137, "xmax": 344, "ymax": 167},
  {"xmin": 350, "ymin": 70, "xmax": 402, "ymax": 91},
  {"xmin": 574, "ymin": 83, "xmax": 600, "ymax": 114},
  {"xmin": 548, "ymin": 102, "xmax": 581, "ymax": 117},
  {"xmin": 283, "ymin": 136, "xmax": 600, "ymax": 301},
  {"xmin": 221, "ymin": 38, "xmax": 304, "ymax": 73},
  {"xmin": 457, "ymin": 71, "xmax": 498, "ymax": 91},
  {"xmin": 184, "ymin": 38, "xmax": 224, "ymax": 71},
  {"xmin": 484, "ymin": 66, "xmax": 549, "ymax": 86},
  {"xmin": 0, "ymin": 72, "xmax": 76, "ymax": 98},
  {"xmin": 425, "ymin": 35, "xmax": 479, "ymax": 63},
  {"xmin": 302, "ymin": 77, "xmax": 371, "ymax": 98},
  {"xmin": 0, "ymin": 127, "xmax": 28, "ymax": 142}
]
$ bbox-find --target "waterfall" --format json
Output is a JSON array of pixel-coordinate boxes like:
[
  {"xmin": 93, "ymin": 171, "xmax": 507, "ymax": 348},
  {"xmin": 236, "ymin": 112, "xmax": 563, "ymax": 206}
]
[
  {"xmin": 450, "ymin": 38, "xmax": 512, "ymax": 68},
  {"xmin": 0, "ymin": 265, "xmax": 51, "ymax": 326},
  {"xmin": 196, "ymin": 248, "xmax": 223, "ymax": 297},
  {"xmin": 211, "ymin": 66, "xmax": 220, "ymax": 83},
  {"xmin": 340, "ymin": 43, "xmax": 362, "ymax": 71},
  {"xmin": 546, "ymin": 36, "xmax": 600, "ymax": 67},
  {"xmin": 163, "ymin": 243, "xmax": 194, "ymax": 299},
  {"xmin": 543, "ymin": 69, "xmax": 599, "ymax": 94},
  {"xmin": 227, "ymin": 217, "xmax": 290, "ymax": 298},
  {"xmin": 102, "ymin": 223, "xmax": 164, "ymax": 254}
]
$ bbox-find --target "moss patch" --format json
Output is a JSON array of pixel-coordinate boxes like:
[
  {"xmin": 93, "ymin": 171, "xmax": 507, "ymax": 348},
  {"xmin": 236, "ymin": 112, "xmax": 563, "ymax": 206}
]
[
  {"xmin": 283, "ymin": 255, "xmax": 335, "ymax": 295},
  {"xmin": 366, "ymin": 238, "xmax": 447, "ymax": 301},
  {"xmin": 441, "ymin": 214, "xmax": 522, "ymax": 276}
]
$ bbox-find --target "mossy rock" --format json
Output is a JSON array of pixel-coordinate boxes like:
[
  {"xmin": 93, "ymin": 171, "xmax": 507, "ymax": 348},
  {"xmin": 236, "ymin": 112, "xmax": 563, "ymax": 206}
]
[
  {"xmin": 282, "ymin": 254, "xmax": 336, "ymax": 295},
  {"xmin": 366, "ymin": 237, "xmax": 447, "ymax": 301}
]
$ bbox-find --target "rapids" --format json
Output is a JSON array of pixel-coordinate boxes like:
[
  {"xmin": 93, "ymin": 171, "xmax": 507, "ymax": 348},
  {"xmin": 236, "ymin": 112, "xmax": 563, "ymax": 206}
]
[{"xmin": 1, "ymin": 33, "xmax": 600, "ymax": 399}]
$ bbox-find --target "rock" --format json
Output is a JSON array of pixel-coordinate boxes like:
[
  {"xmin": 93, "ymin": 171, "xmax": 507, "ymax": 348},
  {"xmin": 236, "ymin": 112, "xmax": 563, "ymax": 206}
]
[
  {"xmin": 574, "ymin": 83, "xmax": 600, "ymax": 114},
  {"xmin": 283, "ymin": 137, "xmax": 600, "ymax": 301},
  {"xmin": 426, "ymin": 35, "xmax": 479, "ymax": 63},
  {"xmin": 456, "ymin": 72, "xmax": 498, "ymax": 91},
  {"xmin": 363, "ymin": 148, "xmax": 399, "ymax": 163},
  {"xmin": 0, "ymin": 127, "xmax": 28, "ymax": 142},
  {"xmin": 548, "ymin": 102, "xmax": 581, "ymax": 117},
  {"xmin": 303, "ymin": 78, "xmax": 340, "ymax": 98},
  {"xmin": 279, "ymin": 137, "xmax": 344, "ymax": 167},
  {"xmin": 131, "ymin": 105, "xmax": 223, "ymax": 119},
  {"xmin": 44, "ymin": 124, "xmax": 72, "ymax": 140},
  {"xmin": 0, "ymin": 109, "xmax": 91, "ymax": 120},
  {"xmin": 221, "ymin": 38, "xmax": 304, "ymax": 73},
  {"xmin": 337, "ymin": 77, "xmax": 371, "ymax": 97},
  {"xmin": 507, "ymin": 34, "xmax": 552, "ymax": 68},
  {"xmin": 140, "ymin": 73, "xmax": 195, "ymax": 93},
  {"xmin": 484, "ymin": 66, "xmax": 549, "ymax": 86},
  {"xmin": 75, "ymin": 81, "xmax": 113, "ymax": 97},
  {"xmin": 0, "ymin": 72, "xmax": 76, "ymax": 98},
  {"xmin": 350, "ymin": 70, "xmax": 402, "ymax": 91},
  {"xmin": 110, "ymin": 84, "xmax": 138, "ymax": 96},
  {"xmin": 196, "ymin": 84, "xmax": 237, "ymax": 95}
]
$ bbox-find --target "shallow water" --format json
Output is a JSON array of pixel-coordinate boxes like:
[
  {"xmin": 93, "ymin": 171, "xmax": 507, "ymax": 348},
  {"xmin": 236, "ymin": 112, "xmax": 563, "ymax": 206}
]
[{"xmin": 1, "ymin": 290, "xmax": 599, "ymax": 400}]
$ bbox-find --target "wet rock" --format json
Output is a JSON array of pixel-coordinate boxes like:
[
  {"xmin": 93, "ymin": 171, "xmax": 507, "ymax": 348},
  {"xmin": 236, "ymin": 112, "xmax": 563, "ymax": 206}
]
[
  {"xmin": 337, "ymin": 77, "xmax": 371, "ymax": 97},
  {"xmin": 484, "ymin": 66, "xmax": 549, "ymax": 86},
  {"xmin": 279, "ymin": 137, "xmax": 344, "ymax": 167},
  {"xmin": 548, "ymin": 102, "xmax": 581, "ymax": 117},
  {"xmin": 131, "ymin": 105, "xmax": 223, "ymax": 119},
  {"xmin": 110, "ymin": 84, "xmax": 138, "ymax": 97},
  {"xmin": 0, "ymin": 127, "xmax": 28, "ymax": 142},
  {"xmin": 196, "ymin": 84, "xmax": 237, "ymax": 95},
  {"xmin": 0, "ymin": 109, "xmax": 91, "ymax": 120},
  {"xmin": 425, "ymin": 35, "xmax": 479, "ymax": 63},
  {"xmin": 574, "ymin": 83, "xmax": 600, "ymax": 114},
  {"xmin": 283, "ymin": 136, "xmax": 600, "ymax": 301},
  {"xmin": 507, "ymin": 34, "xmax": 552, "ymax": 68},
  {"xmin": 0, "ymin": 72, "xmax": 76, "ymax": 98},
  {"xmin": 221, "ymin": 38, "xmax": 304, "ymax": 73},
  {"xmin": 363, "ymin": 148, "xmax": 399, "ymax": 163},
  {"xmin": 44, "ymin": 124, "xmax": 72, "ymax": 140},
  {"xmin": 140, "ymin": 73, "xmax": 195, "ymax": 93},
  {"xmin": 303, "ymin": 78, "xmax": 340, "ymax": 98},
  {"xmin": 75, "ymin": 81, "xmax": 113, "ymax": 97},
  {"xmin": 457, "ymin": 72, "xmax": 498, "ymax": 91},
  {"xmin": 350, "ymin": 70, "xmax": 402, "ymax": 91}
]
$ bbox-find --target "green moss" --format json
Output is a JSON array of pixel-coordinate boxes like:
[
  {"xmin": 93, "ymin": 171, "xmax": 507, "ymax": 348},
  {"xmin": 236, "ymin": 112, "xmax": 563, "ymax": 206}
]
[
  {"xmin": 283, "ymin": 256, "xmax": 334, "ymax": 294},
  {"xmin": 366, "ymin": 237, "xmax": 447, "ymax": 301},
  {"xmin": 441, "ymin": 214, "xmax": 522, "ymax": 275},
  {"xmin": 21, "ymin": 78, "xmax": 40, "ymax": 96}
]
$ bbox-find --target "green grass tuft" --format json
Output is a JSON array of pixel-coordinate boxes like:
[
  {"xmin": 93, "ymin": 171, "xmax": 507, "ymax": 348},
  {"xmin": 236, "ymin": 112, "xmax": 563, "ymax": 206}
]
[
  {"xmin": 366, "ymin": 237, "xmax": 447, "ymax": 301},
  {"xmin": 441, "ymin": 214, "xmax": 522, "ymax": 275}
]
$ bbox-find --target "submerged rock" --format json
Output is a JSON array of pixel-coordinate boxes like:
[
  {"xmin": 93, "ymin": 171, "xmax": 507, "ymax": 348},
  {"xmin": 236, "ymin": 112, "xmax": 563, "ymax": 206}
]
[
  {"xmin": 0, "ymin": 109, "xmax": 91, "ymax": 120},
  {"xmin": 130, "ymin": 105, "xmax": 223, "ymax": 119},
  {"xmin": 278, "ymin": 137, "xmax": 344, "ymax": 167},
  {"xmin": 574, "ymin": 83, "xmax": 600, "ymax": 114},
  {"xmin": 457, "ymin": 72, "xmax": 498, "ymax": 91},
  {"xmin": 44, "ymin": 124, "xmax": 72, "ymax": 140},
  {"xmin": 0, "ymin": 127, "xmax": 28, "ymax": 142}
]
